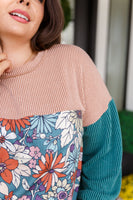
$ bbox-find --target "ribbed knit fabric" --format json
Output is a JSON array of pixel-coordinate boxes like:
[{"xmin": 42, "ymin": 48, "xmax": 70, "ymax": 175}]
[
  {"xmin": 0, "ymin": 44, "xmax": 111, "ymax": 126},
  {"xmin": 77, "ymin": 99, "xmax": 122, "ymax": 200},
  {"xmin": 0, "ymin": 44, "xmax": 122, "ymax": 200}
]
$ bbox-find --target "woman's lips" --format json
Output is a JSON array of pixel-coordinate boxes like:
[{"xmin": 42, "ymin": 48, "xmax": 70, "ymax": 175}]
[
  {"xmin": 9, "ymin": 13, "xmax": 30, "ymax": 24},
  {"xmin": 9, "ymin": 9, "xmax": 30, "ymax": 21}
]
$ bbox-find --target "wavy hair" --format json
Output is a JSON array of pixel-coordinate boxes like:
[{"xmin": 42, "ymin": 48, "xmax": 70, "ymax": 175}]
[{"xmin": 30, "ymin": 0, "xmax": 64, "ymax": 52}]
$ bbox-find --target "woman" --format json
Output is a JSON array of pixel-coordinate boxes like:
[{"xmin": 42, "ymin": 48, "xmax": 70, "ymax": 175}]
[{"xmin": 0, "ymin": 0, "xmax": 122, "ymax": 199}]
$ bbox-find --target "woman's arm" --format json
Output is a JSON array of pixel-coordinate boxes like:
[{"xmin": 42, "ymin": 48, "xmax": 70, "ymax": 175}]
[
  {"xmin": 75, "ymin": 46, "xmax": 123, "ymax": 200},
  {"xmin": 77, "ymin": 99, "xmax": 122, "ymax": 200}
]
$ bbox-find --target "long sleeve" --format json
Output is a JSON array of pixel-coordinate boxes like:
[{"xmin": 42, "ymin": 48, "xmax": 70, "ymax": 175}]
[
  {"xmin": 76, "ymin": 47, "xmax": 123, "ymax": 200},
  {"xmin": 77, "ymin": 99, "xmax": 122, "ymax": 200}
]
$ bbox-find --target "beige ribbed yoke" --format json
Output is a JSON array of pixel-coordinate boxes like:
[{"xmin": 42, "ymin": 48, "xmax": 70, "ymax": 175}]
[{"xmin": 0, "ymin": 44, "xmax": 111, "ymax": 127}]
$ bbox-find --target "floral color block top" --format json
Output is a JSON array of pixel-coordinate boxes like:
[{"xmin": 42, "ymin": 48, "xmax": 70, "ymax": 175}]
[
  {"xmin": 0, "ymin": 44, "xmax": 122, "ymax": 200},
  {"xmin": 0, "ymin": 110, "xmax": 83, "ymax": 200}
]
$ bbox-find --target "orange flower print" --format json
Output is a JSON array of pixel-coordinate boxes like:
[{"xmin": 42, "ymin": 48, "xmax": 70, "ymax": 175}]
[
  {"xmin": 0, "ymin": 116, "xmax": 33, "ymax": 132},
  {"xmin": 33, "ymin": 152, "xmax": 66, "ymax": 192},
  {"xmin": 78, "ymin": 160, "xmax": 82, "ymax": 170},
  {"xmin": 71, "ymin": 147, "xmax": 83, "ymax": 183},
  {"xmin": 71, "ymin": 171, "xmax": 77, "ymax": 183},
  {"xmin": 78, "ymin": 147, "xmax": 83, "ymax": 171},
  {"xmin": 5, "ymin": 191, "xmax": 13, "ymax": 200},
  {"xmin": 70, "ymin": 160, "xmax": 82, "ymax": 183},
  {"xmin": 0, "ymin": 147, "xmax": 18, "ymax": 183}
]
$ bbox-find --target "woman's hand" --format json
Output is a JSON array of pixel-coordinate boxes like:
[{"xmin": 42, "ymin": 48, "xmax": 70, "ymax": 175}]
[{"xmin": 0, "ymin": 52, "xmax": 12, "ymax": 76}]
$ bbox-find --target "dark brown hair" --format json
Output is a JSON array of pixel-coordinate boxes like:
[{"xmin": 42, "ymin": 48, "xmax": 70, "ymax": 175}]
[{"xmin": 30, "ymin": 0, "xmax": 64, "ymax": 52}]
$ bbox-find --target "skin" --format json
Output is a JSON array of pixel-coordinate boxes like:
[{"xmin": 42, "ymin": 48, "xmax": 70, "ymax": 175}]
[{"xmin": 0, "ymin": 0, "xmax": 45, "ymax": 69}]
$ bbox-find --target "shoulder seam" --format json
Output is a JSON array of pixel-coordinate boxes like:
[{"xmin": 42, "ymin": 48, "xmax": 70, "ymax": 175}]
[{"xmin": 79, "ymin": 60, "xmax": 86, "ymax": 119}]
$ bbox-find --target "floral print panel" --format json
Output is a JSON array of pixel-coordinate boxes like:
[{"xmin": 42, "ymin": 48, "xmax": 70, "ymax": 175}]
[{"xmin": 0, "ymin": 110, "xmax": 83, "ymax": 200}]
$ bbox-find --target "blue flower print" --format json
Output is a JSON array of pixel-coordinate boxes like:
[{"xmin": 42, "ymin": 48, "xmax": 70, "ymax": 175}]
[
  {"xmin": 66, "ymin": 144, "xmax": 80, "ymax": 175},
  {"xmin": 30, "ymin": 114, "xmax": 58, "ymax": 135}
]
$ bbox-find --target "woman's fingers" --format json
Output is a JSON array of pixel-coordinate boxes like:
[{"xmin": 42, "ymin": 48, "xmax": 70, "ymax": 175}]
[{"xmin": 0, "ymin": 53, "xmax": 12, "ymax": 75}]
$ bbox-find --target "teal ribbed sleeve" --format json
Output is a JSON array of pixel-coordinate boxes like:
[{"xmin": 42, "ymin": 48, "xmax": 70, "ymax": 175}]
[{"xmin": 77, "ymin": 99, "xmax": 123, "ymax": 200}]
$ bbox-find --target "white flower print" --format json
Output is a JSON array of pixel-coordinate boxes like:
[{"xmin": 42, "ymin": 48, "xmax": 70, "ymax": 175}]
[
  {"xmin": 0, "ymin": 125, "xmax": 16, "ymax": 153},
  {"xmin": 42, "ymin": 179, "xmax": 71, "ymax": 200},
  {"xmin": 55, "ymin": 111, "xmax": 75, "ymax": 148},
  {"xmin": 0, "ymin": 182, "xmax": 8, "ymax": 195},
  {"xmin": 7, "ymin": 144, "xmax": 32, "ymax": 189},
  {"xmin": 42, "ymin": 191, "xmax": 55, "ymax": 199},
  {"xmin": 69, "ymin": 110, "xmax": 83, "ymax": 133},
  {"xmin": 55, "ymin": 111, "xmax": 73, "ymax": 129},
  {"xmin": 0, "ymin": 182, "xmax": 18, "ymax": 199},
  {"xmin": 55, "ymin": 179, "xmax": 71, "ymax": 194}
]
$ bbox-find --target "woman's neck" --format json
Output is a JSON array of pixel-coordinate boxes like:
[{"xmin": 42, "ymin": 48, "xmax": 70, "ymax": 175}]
[
  {"xmin": 0, "ymin": 41, "xmax": 37, "ymax": 69},
  {"xmin": 0, "ymin": 37, "xmax": 37, "ymax": 68}
]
